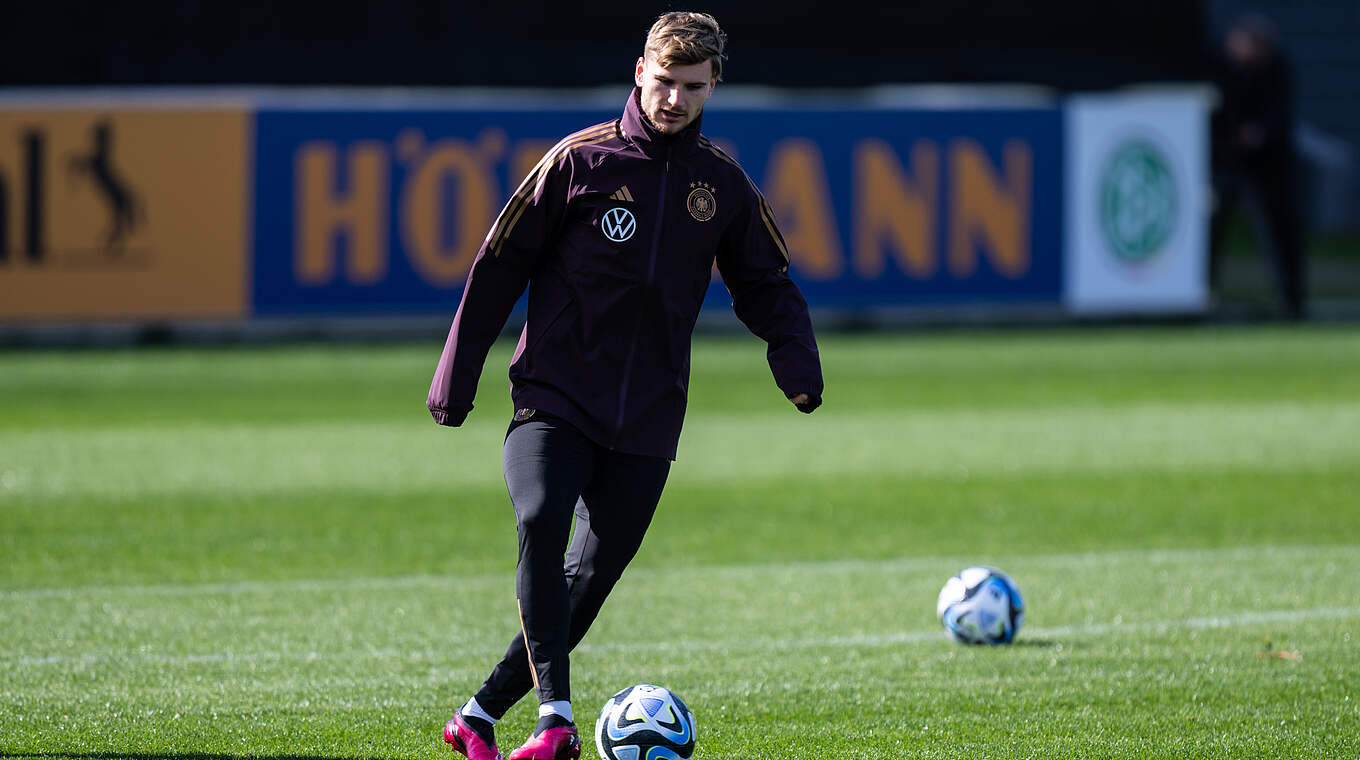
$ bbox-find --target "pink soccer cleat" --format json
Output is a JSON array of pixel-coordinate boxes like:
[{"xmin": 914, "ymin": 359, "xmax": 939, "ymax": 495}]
[
  {"xmin": 445, "ymin": 712, "xmax": 504, "ymax": 760},
  {"xmin": 507, "ymin": 725, "xmax": 582, "ymax": 760}
]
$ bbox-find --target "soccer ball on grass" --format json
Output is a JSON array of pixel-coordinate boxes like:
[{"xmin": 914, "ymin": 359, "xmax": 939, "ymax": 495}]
[
  {"xmin": 595, "ymin": 684, "xmax": 696, "ymax": 760},
  {"xmin": 936, "ymin": 566, "xmax": 1025, "ymax": 645}
]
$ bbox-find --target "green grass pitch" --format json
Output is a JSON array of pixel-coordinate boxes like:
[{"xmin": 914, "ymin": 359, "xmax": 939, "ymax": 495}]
[{"xmin": 2, "ymin": 325, "xmax": 1358, "ymax": 759}]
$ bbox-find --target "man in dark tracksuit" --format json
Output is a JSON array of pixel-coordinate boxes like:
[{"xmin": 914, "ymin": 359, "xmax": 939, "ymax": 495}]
[
  {"xmin": 428, "ymin": 12, "xmax": 822, "ymax": 760},
  {"xmin": 1209, "ymin": 14, "xmax": 1306, "ymax": 319}
]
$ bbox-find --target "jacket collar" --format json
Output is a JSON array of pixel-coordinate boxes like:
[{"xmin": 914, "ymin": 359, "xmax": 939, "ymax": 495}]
[{"xmin": 620, "ymin": 85, "xmax": 703, "ymax": 158}]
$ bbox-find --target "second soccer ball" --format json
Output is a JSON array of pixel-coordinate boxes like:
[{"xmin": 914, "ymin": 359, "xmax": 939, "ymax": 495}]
[{"xmin": 936, "ymin": 566, "xmax": 1025, "ymax": 645}]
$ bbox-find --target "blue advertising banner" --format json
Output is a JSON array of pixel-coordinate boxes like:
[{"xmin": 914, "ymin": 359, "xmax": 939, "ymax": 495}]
[{"xmin": 252, "ymin": 103, "xmax": 1062, "ymax": 316}]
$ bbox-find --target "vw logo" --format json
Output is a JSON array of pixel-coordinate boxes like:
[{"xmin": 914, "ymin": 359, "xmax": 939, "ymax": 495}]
[{"xmin": 601, "ymin": 207, "xmax": 637, "ymax": 242}]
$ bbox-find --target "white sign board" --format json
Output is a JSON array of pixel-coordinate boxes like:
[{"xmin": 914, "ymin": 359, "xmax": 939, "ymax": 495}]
[{"xmin": 1064, "ymin": 90, "xmax": 1209, "ymax": 314}]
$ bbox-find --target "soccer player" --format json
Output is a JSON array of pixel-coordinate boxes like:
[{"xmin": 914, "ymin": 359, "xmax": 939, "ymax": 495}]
[{"xmin": 428, "ymin": 12, "xmax": 823, "ymax": 760}]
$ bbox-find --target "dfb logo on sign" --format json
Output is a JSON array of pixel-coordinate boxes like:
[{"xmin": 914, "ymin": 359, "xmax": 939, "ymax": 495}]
[
  {"xmin": 601, "ymin": 207, "xmax": 636, "ymax": 242},
  {"xmin": 1098, "ymin": 139, "xmax": 1177, "ymax": 263}
]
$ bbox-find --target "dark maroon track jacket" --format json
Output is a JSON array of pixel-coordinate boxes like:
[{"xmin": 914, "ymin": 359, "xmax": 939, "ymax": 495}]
[{"xmin": 427, "ymin": 87, "xmax": 823, "ymax": 459}]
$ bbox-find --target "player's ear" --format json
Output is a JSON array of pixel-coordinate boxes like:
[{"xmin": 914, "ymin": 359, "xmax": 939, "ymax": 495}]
[{"xmin": 634, "ymin": 57, "xmax": 646, "ymax": 87}]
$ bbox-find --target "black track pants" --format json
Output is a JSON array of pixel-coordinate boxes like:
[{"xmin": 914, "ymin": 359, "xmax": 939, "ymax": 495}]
[{"xmin": 472, "ymin": 412, "xmax": 670, "ymax": 717}]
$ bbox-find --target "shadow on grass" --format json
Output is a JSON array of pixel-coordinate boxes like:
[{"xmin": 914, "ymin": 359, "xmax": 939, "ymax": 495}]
[
  {"xmin": 0, "ymin": 754, "xmax": 400, "ymax": 760},
  {"xmin": 1011, "ymin": 637, "xmax": 1080, "ymax": 649}
]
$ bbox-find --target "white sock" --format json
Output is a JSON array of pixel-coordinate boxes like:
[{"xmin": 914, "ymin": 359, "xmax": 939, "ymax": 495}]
[
  {"xmin": 461, "ymin": 697, "xmax": 497, "ymax": 725},
  {"xmin": 539, "ymin": 700, "xmax": 573, "ymax": 722}
]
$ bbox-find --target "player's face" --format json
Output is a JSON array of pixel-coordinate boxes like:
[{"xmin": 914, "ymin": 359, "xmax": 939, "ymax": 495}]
[{"xmin": 634, "ymin": 55, "xmax": 715, "ymax": 135}]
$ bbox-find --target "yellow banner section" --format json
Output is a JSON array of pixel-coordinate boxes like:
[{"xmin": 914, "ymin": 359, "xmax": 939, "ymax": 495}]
[{"xmin": 0, "ymin": 109, "xmax": 247, "ymax": 320}]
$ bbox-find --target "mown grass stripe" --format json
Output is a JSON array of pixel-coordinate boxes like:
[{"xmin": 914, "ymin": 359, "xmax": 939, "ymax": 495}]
[
  {"xmin": 4, "ymin": 543, "xmax": 1355, "ymax": 601},
  {"xmin": 10, "ymin": 605, "xmax": 1356, "ymax": 668}
]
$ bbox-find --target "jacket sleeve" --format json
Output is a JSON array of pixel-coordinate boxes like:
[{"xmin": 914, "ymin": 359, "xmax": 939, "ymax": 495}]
[
  {"xmin": 427, "ymin": 152, "xmax": 573, "ymax": 426},
  {"xmin": 715, "ymin": 171, "xmax": 824, "ymax": 413}
]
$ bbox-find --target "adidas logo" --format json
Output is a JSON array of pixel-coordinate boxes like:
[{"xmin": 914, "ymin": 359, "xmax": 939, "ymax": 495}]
[{"xmin": 609, "ymin": 186, "xmax": 635, "ymax": 202}]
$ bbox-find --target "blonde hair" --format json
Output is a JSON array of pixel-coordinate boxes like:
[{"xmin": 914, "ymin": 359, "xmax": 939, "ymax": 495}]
[{"xmin": 643, "ymin": 11, "xmax": 727, "ymax": 82}]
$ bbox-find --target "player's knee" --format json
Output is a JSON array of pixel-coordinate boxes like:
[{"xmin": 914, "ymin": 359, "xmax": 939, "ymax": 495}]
[{"xmin": 514, "ymin": 496, "xmax": 564, "ymax": 535}]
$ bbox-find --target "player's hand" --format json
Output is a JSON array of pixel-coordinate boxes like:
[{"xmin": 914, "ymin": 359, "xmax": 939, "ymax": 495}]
[{"xmin": 787, "ymin": 392, "xmax": 820, "ymax": 414}]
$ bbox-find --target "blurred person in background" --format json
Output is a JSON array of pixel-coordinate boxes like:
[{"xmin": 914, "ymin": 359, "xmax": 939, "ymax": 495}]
[
  {"xmin": 1209, "ymin": 13, "xmax": 1307, "ymax": 320},
  {"xmin": 427, "ymin": 11, "xmax": 823, "ymax": 760}
]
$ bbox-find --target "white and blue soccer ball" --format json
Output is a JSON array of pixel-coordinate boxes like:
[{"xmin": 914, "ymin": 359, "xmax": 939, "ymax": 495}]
[
  {"xmin": 936, "ymin": 566, "xmax": 1025, "ymax": 645},
  {"xmin": 594, "ymin": 684, "xmax": 696, "ymax": 760}
]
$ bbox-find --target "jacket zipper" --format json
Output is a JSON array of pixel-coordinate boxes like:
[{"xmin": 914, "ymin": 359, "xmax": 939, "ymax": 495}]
[{"xmin": 612, "ymin": 147, "xmax": 671, "ymax": 447}]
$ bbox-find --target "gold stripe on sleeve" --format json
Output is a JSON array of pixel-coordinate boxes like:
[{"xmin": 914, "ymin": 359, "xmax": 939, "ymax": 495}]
[{"xmin": 485, "ymin": 122, "xmax": 617, "ymax": 257}]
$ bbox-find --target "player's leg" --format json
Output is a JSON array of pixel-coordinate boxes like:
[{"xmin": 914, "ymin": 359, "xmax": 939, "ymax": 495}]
[
  {"xmin": 504, "ymin": 414, "xmax": 598, "ymax": 709},
  {"xmin": 562, "ymin": 449, "xmax": 670, "ymax": 651},
  {"xmin": 487, "ymin": 413, "xmax": 596, "ymax": 711},
  {"xmin": 448, "ymin": 414, "xmax": 595, "ymax": 759},
  {"xmin": 469, "ymin": 450, "xmax": 665, "ymax": 723},
  {"xmin": 501, "ymin": 449, "xmax": 669, "ymax": 760}
]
